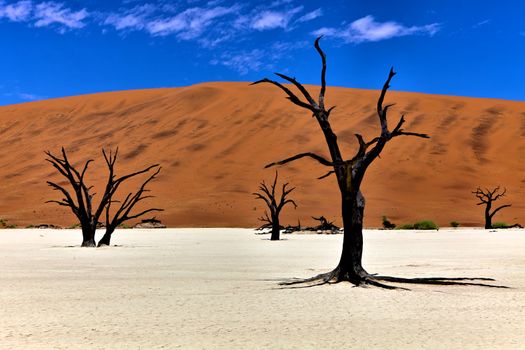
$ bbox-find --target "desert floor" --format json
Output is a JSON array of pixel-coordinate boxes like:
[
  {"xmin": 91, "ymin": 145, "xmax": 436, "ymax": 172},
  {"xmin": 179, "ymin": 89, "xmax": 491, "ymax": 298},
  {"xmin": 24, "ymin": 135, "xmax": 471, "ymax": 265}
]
[{"xmin": 1, "ymin": 228, "xmax": 524, "ymax": 349}]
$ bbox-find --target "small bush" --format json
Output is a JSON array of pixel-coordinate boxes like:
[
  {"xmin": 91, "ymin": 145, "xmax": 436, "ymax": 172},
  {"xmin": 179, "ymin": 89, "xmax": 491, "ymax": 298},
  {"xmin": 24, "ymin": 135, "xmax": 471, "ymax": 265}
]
[
  {"xmin": 0, "ymin": 218, "xmax": 16, "ymax": 229},
  {"xmin": 396, "ymin": 220, "xmax": 439, "ymax": 230},
  {"xmin": 492, "ymin": 222, "xmax": 509, "ymax": 229},
  {"xmin": 67, "ymin": 223, "xmax": 81, "ymax": 229},
  {"xmin": 450, "ymin": 221, "xmax": 460, "ymax": 228},
  {"xmin": 382, "ymin": 216, "xmax": 396, "ymax": 229},
  {"xmin": 395, "ymin": 223, "xmax": 414, "ymax": 230},
  {"xmin": 414, "ymin": 220, "xmax": 439, "ymax": 230}
]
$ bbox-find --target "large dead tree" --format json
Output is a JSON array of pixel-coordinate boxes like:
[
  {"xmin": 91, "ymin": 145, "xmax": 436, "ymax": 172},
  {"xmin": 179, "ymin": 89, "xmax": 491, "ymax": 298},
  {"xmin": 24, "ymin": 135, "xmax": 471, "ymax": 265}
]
[
  {"xmin": 253, "ymin": 171, "xmax": 297, "ymax": 240},
  {"xmin": 46, "ymin": 148, "xmax": 162, "ymax": 247},
  {"xmin": 473, "ymin": 187, "xmax": 511, "ymax": 229},
  {"xmin": 252, "ymin": 37, "xmax": 504, "ymax": 289}
]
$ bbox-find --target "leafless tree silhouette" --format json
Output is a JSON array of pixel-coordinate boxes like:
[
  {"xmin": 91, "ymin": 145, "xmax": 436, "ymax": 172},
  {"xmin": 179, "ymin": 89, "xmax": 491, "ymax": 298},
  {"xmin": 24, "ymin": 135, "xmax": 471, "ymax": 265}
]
[
  {"xmin": 46, "ymin": 148, "xmax": 162, "ymax": 247},
  {"xmin": 252, "ymin": 37, "xmax": 505, "ymax": 289},
  {"xmin": 473, "ymin": 187, "xmax": 512, "ymax": 229},
  {"xmin": 253, "ymin": 171, "xmax": 297, "ymax": 240}
]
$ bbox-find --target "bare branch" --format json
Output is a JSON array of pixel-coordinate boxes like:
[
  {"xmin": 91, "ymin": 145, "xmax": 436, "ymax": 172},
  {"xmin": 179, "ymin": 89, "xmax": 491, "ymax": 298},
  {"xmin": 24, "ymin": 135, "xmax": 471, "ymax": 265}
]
[
  {"xmin": 265, "ymin": 152, "xmax": 333, "ymax": 168},
  {"xmin": 274, "ymin": 73, "xmax": 319, "ymax": 109},
  {"xmin": 314, "ymin": 36, "xmax": 327, "ymax": 110},
  {"xmin": 490, "ymin": 204, "xmax": 512, "ymax": 218},
  {"xmin": 317, "ymin": 170, "xmax": 335, "ymax": 180},
  {"xmin": 251, "ymin": 78, "xmax": 316, "ymax": 113}
]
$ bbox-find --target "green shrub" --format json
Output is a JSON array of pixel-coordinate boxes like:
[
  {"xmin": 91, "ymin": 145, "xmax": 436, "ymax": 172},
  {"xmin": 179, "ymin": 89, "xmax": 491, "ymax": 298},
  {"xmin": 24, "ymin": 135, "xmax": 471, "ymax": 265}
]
[
  {"xmin": 492, "ymin": 222, "xmax": 509, "ymax": 229},
  {"xmin": 414, "ymin": 220, "xmax": 439, "ymax": 230},
  {"xmin": 395, "ymin": 223, "xmax": 415, "ymax": 230},
  {"xmin": 67, "ymin": 223, "xmax": 81, "ymax": 229},
  {"xmin": 450, "ymin": 221, "xmax": 460, "ymax": 228},
  {"xmin": 396, "ymin": 220, "xmax": 439, "ymax": 230}
]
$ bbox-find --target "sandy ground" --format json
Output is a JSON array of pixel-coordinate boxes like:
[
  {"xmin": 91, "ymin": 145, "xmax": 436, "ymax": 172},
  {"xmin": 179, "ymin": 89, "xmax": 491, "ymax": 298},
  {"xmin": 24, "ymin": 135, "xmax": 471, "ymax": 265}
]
[{"xmin": 1, "ymin": 228, "xmax": 524, "ymax": 349}]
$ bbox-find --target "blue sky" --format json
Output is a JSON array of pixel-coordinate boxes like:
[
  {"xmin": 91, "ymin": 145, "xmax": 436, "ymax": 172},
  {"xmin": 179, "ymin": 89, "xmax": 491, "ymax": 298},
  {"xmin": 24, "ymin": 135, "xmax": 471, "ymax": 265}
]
[{"xmin": 0, "ymin": 0, "xmax": 523, "ymax": 105}]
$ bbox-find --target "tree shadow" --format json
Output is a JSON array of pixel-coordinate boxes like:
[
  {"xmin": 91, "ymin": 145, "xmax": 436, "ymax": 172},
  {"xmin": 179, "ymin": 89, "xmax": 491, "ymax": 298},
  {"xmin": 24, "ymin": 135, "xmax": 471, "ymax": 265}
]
[{"xmin": 277, "ymin": 270, "xmax": 509, "ymax": 290}]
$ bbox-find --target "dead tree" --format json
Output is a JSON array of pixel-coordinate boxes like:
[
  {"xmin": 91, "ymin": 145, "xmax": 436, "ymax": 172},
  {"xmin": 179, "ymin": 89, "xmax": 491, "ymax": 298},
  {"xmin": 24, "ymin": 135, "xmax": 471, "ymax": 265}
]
[
  {"xmin": 98, "ymin": 150, "xmax": 162, "ymax": 246},
  {"xmin": 46, "ymin": 148, "xmax": 162, "ymax": 247},
  {"xmin": 253, "ymin": 171, "xmax": 297, "ymax": 240},
  {"xmin": 473, "ymin": 187, "xmax": 511, "ymax": 229},
  {"xmin": 252, "ymin": 37, "xmax": 505, "ymax": 289},
  {"xmin": 311, "ymin": 216, "xmax": 339, "ymax": 232}
]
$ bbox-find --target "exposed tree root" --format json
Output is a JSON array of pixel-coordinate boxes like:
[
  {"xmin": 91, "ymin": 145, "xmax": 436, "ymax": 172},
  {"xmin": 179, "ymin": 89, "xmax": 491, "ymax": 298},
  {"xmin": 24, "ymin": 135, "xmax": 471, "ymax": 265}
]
[{"xmin": 279, "ymin": 268, "xmax": 509, "ymax": 290}]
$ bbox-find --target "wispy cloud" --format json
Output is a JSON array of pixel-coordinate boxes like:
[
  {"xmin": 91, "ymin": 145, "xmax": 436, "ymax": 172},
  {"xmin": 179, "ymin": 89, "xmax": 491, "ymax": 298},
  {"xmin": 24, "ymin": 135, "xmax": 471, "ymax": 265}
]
[
  {"xmin": 472, "ymin": 19, "xmax": 490, "ymax": 29},
  {"xmin": 34, "ymin": 2, "xmax": 88, "ymax": 30},
  {"xmin": 102, "ymin": 2, "xmax": 320, "ymax": 46},
  {"xmin": 313, "ymin": 15, "xmax": 440, "ymax": 43},
  {"xmin": 210, "ymin": 40, "xmax": 307, "ymax": 74},
  {"xmin": 210, "ymin": 49, "xmax": 268, "ymax": 75},
  {"xmin": 0, "ymin": 0, "xmax": 32, "ymax": 21},
  {"xmin": 103, "ymin": 4, "xmax": 154, "ymax": 31},
  {"xmin": 3, "ymin": 91, "xmax": 44, "ymax": 101},
  {"xmin": 295, "ymin": 8, "xmax": 322, "ymax": 23},
  {"xmin": 0, "ymin": 1, "xmax": 88, "ymax": 32},
  {"xmin": 17, "ymin": 92, "xmax": 43, "ymax": 100},
  {"xmin": 250, "ymin": 6, "xmax": 302, "ymax": 30},
  {"xmin": 147, "ymin": 5, "xmax": 240, "ymax": 38},
  {"xmin": 0, "ymin": 1, "xmax": 323, "ymax": 54}
]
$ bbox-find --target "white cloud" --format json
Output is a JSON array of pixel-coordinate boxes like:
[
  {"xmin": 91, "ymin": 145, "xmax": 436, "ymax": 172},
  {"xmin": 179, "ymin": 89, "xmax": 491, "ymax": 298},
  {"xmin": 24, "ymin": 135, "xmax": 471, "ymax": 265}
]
[
  {"xmin": 0, "ymin": 0, "xmax": 32, "ymax": 21},
  {"xmin": 313, "ymin": 15, "xmax": 440, "ymax": 43},
  {"xmin": 149, "ymin": 5, "xmax": 239, "ymax": 39},
  {"xmin": 250, "ymin": 6, "xmax": 302, "ymax": 30},
  {"xmin": 0, "ymin": 1, "xmax": 88, "ymax": 31},
  {"xmin": 17, "ymin": 92, "xmax": 42, "ymax": 100},
  {"xmin": 296, "ymin": 8, "xmax": 322, "ymax": 23},
  {"xmin": 104, "ymin": 4, "xmax": 155, "ymax": 31},
  {"xmin": 211, "ymin": 40, "xmax": 306, "ymax": 74},
  {"xmin": 3, "ymin": 91, "xmax": 44, "ymax": 101},
  {"xmin": 210, "ymin": 49, "xmax": 267, "ymax": 75},
  {"xmin": 472, "ymin": 19, "xmax": 490, "ymax": 29},
  {"xmin": 34, "ymin": 2, "xmax": 88, "ymax": 30}
]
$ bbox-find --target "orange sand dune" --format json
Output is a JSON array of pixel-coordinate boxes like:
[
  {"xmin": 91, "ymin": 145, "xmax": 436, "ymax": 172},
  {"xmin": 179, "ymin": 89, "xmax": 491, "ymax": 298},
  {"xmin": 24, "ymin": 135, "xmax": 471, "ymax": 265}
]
[{"xmin": 0, "ymin": 82, "xmax": 524, "ymax": 228}]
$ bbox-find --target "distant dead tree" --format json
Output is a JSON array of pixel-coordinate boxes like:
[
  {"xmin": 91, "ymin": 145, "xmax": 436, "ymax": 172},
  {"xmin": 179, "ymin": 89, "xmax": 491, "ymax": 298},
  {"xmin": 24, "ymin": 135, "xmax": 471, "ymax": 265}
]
[
  {"xmin": 311, "ymin": 216, "xmax": 339, "ymax": 231},
  {"xmin": 252, "ymin": 37, "xmax": 504, "ymax": 289},
  {"xmin": 46, "ymin": 148, "xmax": 162, "ymax": 247},
  {"xmin": 473, "ymin": 187, "xmax": 512, "ymax": 229},
  {"xmin": 253, "ymin": 171, "xmax": 297, "ymax": 240}
]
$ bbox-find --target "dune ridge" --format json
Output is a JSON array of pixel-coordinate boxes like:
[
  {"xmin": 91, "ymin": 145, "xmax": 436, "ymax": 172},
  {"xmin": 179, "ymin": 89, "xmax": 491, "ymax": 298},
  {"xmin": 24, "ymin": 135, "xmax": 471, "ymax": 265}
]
[{"xmin": 0, "ymin": 82, "xmax": 524, "ymax": 228}]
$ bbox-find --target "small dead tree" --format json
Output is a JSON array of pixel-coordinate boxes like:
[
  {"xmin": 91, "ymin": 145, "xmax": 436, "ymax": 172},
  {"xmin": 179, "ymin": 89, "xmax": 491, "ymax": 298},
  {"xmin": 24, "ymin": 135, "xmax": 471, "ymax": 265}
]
[
  {"xmin": 98, "ymin": 150, "xmax": 162, "ymax": 246},
  {"xmin": 473, "ymin": 187, "xmax": 511, "ymax": 229},
  {"xmin": 252, "ymin": 37, "xmax": 505, "ymax": 289},
  {"xmin": 253, "ymin": 171, "xmax": 297, "ymax": 240},
  {"xmin": 46, "ymin": 148, "xmax": 162, "ymax": 247}
]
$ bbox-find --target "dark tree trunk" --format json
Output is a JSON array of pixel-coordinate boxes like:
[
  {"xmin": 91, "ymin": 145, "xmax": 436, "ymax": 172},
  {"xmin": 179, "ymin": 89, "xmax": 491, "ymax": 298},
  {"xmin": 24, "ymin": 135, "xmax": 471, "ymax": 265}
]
[
  {"xmin": 97, "ymin": 226, "xmax": 115, "ymax": 247},
  {"xmin": 335, "ymin": 190, "xmax": 367, "ymax": 284},
  {"xmin": 271, "ymin": 216, "xmax": 280, "ymax": 241},
  {"xmin": 81, "ymin": 224, "xmax": 96, "ymax": 247},
  {"xmin": 485, "ymin": 207, "xmax": 492, "ymax": 229}
]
